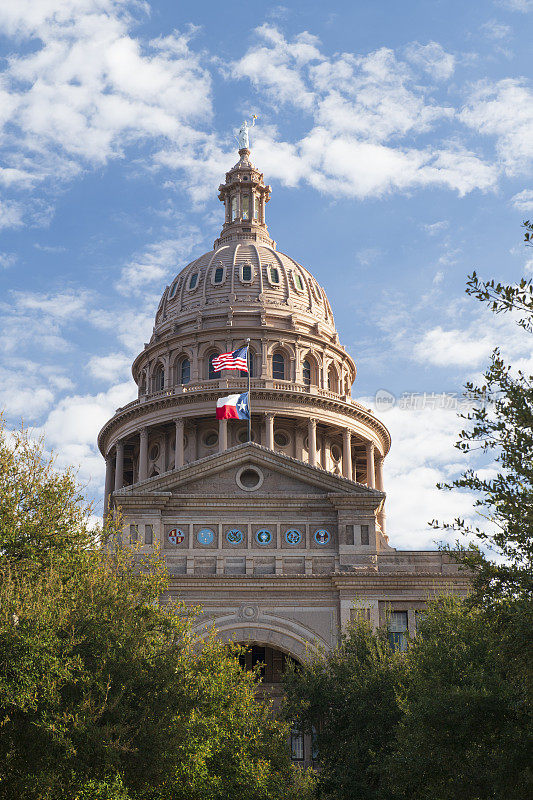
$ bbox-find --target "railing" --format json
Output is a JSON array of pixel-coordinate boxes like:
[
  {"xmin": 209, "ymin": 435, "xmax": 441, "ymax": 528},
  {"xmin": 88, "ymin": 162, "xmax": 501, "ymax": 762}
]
[{"xmin": 114, "ymin": 379, "xmax": 371, "ymax": 415}]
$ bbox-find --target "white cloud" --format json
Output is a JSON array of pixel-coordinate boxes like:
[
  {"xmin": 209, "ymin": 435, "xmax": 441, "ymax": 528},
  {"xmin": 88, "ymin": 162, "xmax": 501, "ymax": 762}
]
[
  {"xmin": 404, "ymin": 41, "xmax": 455, "ymax": 81},
  {"xmin": 496, "ymin": 0, "xmax": 533, "ymax": 10},
  {"xmin": 0, "ymin": 252, "xmax": 17, "ymax": 269},
  {"xmin": 423, "ymin": 220, "xmax": 449, "ymax": 235},
  {"xmin": 481, "ymin": 19, "xmax": 512, "ymax": 39},
  {"xmin": 0, "ymin": 200, "xmax": 24, "ymax": 229},
  {"xmin": 460, "ymin": 79, "xmax": 533, "ymax": 175},
  {"xmin": 228, "ymin": 27, "xmax": 499, "ymax": 199},
  {"xmin": 115, "ymin": 231, "xmax": 204, "ymax": 295},
  {"xmin": 87, "ymin": 352, "xmax": 132, "ymax": 382},
  {"xmin": 0, "ymin": 1, "xmax": 214, "ymax": 219},
  {"xmin": 511, "ymin": 188, "xmax": 533, "ymax": 211}
]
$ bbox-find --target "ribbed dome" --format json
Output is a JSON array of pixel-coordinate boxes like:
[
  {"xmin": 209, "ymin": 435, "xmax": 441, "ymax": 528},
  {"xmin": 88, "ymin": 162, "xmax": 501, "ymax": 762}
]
[{"xmin": 155, "ymin": 240, "xmax": 337, "ymax": 332}]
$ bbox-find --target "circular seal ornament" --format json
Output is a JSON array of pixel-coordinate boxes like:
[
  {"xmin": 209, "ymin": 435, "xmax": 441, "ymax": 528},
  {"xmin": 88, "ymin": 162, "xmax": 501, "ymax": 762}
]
[
  {"xmin": 285, "ymin": 528, "xmax": 302, "ymax": 545},
  {"xmin": 197, "ymin": 528, "xmax": 215, "ymax": 545},
  {"xmin": 226, "ymin": 528, "xmax": 244, "ymax": 544},
  {"xmin": 168, "ymin": 528, "xmax": 185, "ymax": 545},
  {"xmin": 314, "ymin": 528, "xmax": 330, "ymax": 545},
  {"xmin": 255, "ymin": 529, "xmax": 272, "ymax": 545}
]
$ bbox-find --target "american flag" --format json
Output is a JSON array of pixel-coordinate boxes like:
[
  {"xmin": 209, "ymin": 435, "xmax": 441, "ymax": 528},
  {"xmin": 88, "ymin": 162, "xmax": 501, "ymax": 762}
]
[{"xmin": 212, "ymin": 345, "xmax": 248, "ymax": 372}]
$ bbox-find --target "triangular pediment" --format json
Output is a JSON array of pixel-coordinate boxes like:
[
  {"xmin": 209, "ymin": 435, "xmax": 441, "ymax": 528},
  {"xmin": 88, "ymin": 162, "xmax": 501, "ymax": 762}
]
[{"xmin": 114, "ymin": 442, "xmax": 384, "ymax": 502}]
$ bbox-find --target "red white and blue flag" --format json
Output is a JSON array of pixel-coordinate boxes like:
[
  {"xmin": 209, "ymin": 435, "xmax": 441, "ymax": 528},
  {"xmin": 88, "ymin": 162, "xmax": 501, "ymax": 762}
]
[
  {"xmin": 216, "ymin": 392, "xmax": 250, "ymax": 420},
  {"xmin": 212, "ymin": 345, "xmax": 248, "ymax": 372}
]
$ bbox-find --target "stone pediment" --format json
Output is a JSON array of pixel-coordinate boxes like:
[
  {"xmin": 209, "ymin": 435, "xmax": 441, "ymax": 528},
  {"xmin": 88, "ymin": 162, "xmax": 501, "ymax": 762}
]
[{"xmin": 114, "ymin": 442, "xmax": 384, "ymax": 503}]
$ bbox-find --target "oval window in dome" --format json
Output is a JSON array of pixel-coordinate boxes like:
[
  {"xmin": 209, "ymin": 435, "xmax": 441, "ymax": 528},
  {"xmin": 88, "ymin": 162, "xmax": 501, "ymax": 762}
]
[
  {"xmin": 274, "ymin": 430, "xmax": 290, "ymax": 447},
  {"xmin": 213, "ymin": 266, "xmax": 224, "ymax": 284},
  {"xmin": 294, "ymin": 273, "xmax": 304, "ymax": 292},
  {"xmin": 203, "ymin": 431, "xmax": 218, "ymax": 448},
  {"xmin": 188, "ymin": 272, "xmax": 199, "ymax": 290},
  {"xmin": 169, "ymin": 280, "xmax": 179, "ymax": 299}
]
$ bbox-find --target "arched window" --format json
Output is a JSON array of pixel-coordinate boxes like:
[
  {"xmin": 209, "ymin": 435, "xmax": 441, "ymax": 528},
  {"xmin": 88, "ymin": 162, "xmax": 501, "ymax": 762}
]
[
  {"xmin": 180, "ymin": 358, "xmax": 190, "ymax": 385},
  {"xmin": 208, "ymin": 353, "xmax": 219, "ymax": 380},
  {"xmin": 303, "ymin": 359, "xmax": 311, "ymax": 386},
  {"xmin": 154, "ymin": 366, "xmax": 164, "ymax": 391},
  {"xmin": 272, "ymin": 352, "xmax": 285, "ymax": 380},
  {"xmin": 254, "ymin": 195, "xmax": 260, "ymax": 220},
  {"xmin": 239, "ymin": 349, "xmax": 255, "ymax": 378},
  {"xmin": 242, "ymin": 194, "xmax": 250, "ymax": 220},
  {"xmin": 213, "ymin": 266, "xmax": 224, "ymax": 284},
  {"xmin": 188, "ymin": 272, "xmax": 198, "ymax": 290},
  {"xmin": 241, "ymin": 263, "xmax": 252, "ymax": 282},
  {"xmin": 328, "ymin": 365, "xmax": 338, "ymax": 393},
  {"xmin": 231, "ymin": 196, "xmax": 238, "ymax": 221}
]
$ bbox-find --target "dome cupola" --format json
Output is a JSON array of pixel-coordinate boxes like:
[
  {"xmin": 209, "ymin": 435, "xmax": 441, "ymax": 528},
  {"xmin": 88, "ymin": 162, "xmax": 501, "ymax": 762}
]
[{"xmin": 215, "ymin": 120, "xmax": 273, "ymax": 249}]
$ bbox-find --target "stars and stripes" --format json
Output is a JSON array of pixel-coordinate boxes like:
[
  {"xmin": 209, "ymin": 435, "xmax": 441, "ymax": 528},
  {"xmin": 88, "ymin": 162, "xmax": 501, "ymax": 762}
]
[{"xmin": 212, "ymin": 345, "xmax": 248, "ymax": 372}]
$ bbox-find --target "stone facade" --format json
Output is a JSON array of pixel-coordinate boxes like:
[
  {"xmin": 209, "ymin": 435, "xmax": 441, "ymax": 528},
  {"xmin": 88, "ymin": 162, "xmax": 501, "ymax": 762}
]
[{"xmin": 98, "ymin": 145, "xmax": 469, "ymax": 758}]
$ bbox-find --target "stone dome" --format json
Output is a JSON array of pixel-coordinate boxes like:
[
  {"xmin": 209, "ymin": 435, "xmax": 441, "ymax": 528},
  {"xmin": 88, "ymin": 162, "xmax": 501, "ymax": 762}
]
[{"xmin": 155, "ymin": 241, "xmax": 336, "ymax": 335}]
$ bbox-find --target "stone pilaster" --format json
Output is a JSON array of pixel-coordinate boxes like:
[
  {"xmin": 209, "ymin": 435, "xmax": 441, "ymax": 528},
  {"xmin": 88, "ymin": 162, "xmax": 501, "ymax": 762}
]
[
  {"xmin": 139, "ymin": 428, "xmax": 148, "ymax": 482},
  {"xmin": 114, "ymin": 440, "xmax": 124, "ymax": 493},
  {"xmin": 174, "ymin": 418, "xmax": 184, "ymax": 469}
]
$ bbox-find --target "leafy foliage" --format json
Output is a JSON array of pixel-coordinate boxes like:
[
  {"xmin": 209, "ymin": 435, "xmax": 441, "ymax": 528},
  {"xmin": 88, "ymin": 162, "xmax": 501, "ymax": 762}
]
[
  {"xmin": 283, "ymin": 618, "xmax": 405, "ymax": 800},
  {"xmin": 383, "ymin": 597, "xmax": 533, "ymax": 800},
  {"xmin": 0, "ymin": 421, "xmax": 294, "ymax": 800}
]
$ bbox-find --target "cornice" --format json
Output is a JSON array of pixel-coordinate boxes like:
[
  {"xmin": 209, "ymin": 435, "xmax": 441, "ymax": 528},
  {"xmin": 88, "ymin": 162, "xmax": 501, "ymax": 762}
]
[{"xmin": 98, "ymin": 387, "xmax": 390, "ymax": 456}]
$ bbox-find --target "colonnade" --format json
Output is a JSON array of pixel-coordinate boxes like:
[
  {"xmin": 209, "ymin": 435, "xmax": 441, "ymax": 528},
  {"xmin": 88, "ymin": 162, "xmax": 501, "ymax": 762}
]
[{"xmin": 106, "ymin": 414, "xmax": 386, "ymax": 532}]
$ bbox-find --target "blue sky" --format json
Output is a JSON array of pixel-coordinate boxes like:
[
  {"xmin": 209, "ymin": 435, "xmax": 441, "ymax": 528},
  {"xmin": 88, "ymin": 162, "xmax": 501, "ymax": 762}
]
[{"xmin": 1, "ymin": 0, "xmax": 532, "ymax": 547}]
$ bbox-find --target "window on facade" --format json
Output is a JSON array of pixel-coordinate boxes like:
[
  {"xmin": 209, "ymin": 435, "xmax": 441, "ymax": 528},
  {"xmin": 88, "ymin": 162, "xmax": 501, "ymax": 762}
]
[
  {"xmin": 328, "ymin": 366, "xmax": 338, "ymax": 392},
  {"xmin": 242, "ymin": 194, "xmax": 250, "ymax": 220},
  {"xmin": 294, "ymin": 273, "xmax": 304, "ymax": 291},
  {"xmin": 213, "ymin": 266, "xmax": 224, "ymax": 284},
  {"xmin": 388, "ymin": 611, "xmax": 408, "ymax": 652},
  {"xmin": 361, "ymin": 524, "xmax": 369, "ymax": 545},
  {"xmin": 180, "ymin": 358, "xmax": 190, "ymax": 385},
  {"xmin": 239, "ymin": 350, "xmax": 254, "ymax": 378},
  {"xmin": 241, "ymin": 263, "xmax": 252, "ymax": 282},
  {"xmin": 231, "ymin": 196, "xmax": 238, "ymax": 221},
  {"xmin": 274, "ymin": 431, "xmax": 290, "ymax": 447},
  {"xmin": 145, "ymin": 524, "xmax": 153, "ymax": 545},
  {"xmin": 169, "ymin": 280, "xmax": 179, "ymax": 299},
  {"xmin": 303, "ymin": 359, "xmax": 311, "ymax": 386},
  {"xmin": 154, "ymin": 368, "xmax": 164, "ymax": 391},
  {"xmin": 129, "ymin": 523, "xmax": 138, "ymax": 543},
  {"xmin": 204, "ymin": 431, "xmax": 218, "ymax": 447},
  {"xmin": 254, "ymin": 195, "xmax": 260, "ymax": 220},
  {"xmin": 188, "ymin": 272, "xmax": 198, "ymax": 290},
  {"xmin": 208, "ymin": 353, "xmax": 218, "ymax": 380},
  {"xmin": 272, "ymin": 352, "xmax": 285, "ymax": 380},
  {"xmin": 346, "ymin": 524, "xmax": 355, "ymax": 545},
  {"xmin": 291, "ymin": 730, "xmax": 305, "ymax": 761}
]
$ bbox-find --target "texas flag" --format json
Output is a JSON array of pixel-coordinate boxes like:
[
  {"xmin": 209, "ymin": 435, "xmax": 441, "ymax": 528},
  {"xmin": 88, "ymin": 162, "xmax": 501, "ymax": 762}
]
[{"xmin": 216, "ymin": 391, "xmax": 250, "ymax": 420}]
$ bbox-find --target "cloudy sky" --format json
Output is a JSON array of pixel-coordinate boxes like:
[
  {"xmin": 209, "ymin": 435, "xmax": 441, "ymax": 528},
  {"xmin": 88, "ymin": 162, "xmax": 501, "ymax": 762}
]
[{"xmin": 1, "ymin": 0, "xmax": 532, "ymax": 548}]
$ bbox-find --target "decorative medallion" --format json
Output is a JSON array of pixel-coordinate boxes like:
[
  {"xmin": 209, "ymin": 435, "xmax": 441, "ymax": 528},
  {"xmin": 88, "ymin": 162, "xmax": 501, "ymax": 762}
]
[
  {"xmin": 226, "ymin": 528, "xmax": 244, "ymax": 544},
  {"xmin": 197, "ymin": 528, "xmax": 215, "ymax": 545},
  {"xmin": 314, "ymin": 528, "xmax": 331, "ymax": 545},
  {"xmin": 255, "ymin": 529, "xmax": 272, "ymax": 545},
  {"xmin": 168, "ymin": 528, "xmax": 185, "ymax": 545},
  {"xmin": 285, "ymin": 528, "xmax": 302, "ymax": 545}
]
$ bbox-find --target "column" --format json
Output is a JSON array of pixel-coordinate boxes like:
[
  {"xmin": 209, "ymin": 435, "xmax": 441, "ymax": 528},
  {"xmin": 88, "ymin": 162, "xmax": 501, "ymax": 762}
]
[
  {"xmin": 161, "ymin": 432, "xmax": 168, "ymax": 473},
  {"xmin": 375, "ymin": 455, "xmax": 384, "ymax": 491},
  {"xmin": 265, "ymin": 413, "xmax": 274, "ymax": 449},
  {"xmin": 163, "ymin": 358, "xmax": 171, "ymax": 389},
  {"xmin": 342, "ymin": 429, "xmax": 352, "ymax": 479},
  {"xmin": 376, "ymin": 454, "xmax": 386, "ymax": 535},
  {"xmin": 174, "ymin": 418, "xmax": 184, "ymax": 469},
  {"xmin": 139, "ymin": 428, "xmax": 148, "ymax": 482},
  {"xmin": 114, "ymin": 441, "xmax": 124, "ymax": 493},
  {"xmin": 352, "ymin": 459, "xmax": 357, "ymax": 482},
  {"xmin": 105, "ymin": 455, "xmax": 114, "ymax": 513},
  {"xmin": 366, "ymin": 441, "xmax": 375, "ymax": 489},
  {"xmin": 219, "ymin": 418, "xmax": 228, "ymax": 452},
  {"xmin": 308, "ymin": 418, "xmax": 317, "ymax": 467}
]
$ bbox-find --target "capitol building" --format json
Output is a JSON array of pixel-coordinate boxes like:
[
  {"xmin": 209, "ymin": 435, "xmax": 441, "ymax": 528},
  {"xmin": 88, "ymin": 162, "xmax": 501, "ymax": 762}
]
[{"xmin": 98, "ymin": 132, "xmax": 468, "ymax": 759}]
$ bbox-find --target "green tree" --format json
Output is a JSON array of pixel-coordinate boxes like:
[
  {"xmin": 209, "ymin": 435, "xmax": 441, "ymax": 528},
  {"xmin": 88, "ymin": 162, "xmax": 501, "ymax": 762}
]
[
  {"xmin": 382, "ymin": 596, "xmax": 532, "ymax": 800},
  {"xmin": 0, "ymin": 421, "xmax": 294, "ymax": 800},
  {"xmin": 432, "ymin": 230, "xmax": 533, "ymax": 603},
  {"xmin": 283, "ymin": 617, "xmax": 405, "ymax": 800}
]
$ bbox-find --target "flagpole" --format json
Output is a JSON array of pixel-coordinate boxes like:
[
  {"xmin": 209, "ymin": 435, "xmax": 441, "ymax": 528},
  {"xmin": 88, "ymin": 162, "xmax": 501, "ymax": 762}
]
[{"xmin": 246, "ymin": 337, "xmax": 251, "ymax": 443}]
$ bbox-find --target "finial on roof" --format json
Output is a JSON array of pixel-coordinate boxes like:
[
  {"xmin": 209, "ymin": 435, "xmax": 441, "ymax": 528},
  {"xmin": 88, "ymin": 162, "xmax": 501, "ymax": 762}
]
[{"xmin": 236, "ymin": 115, "xmax": 258, "ymax": 151}]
